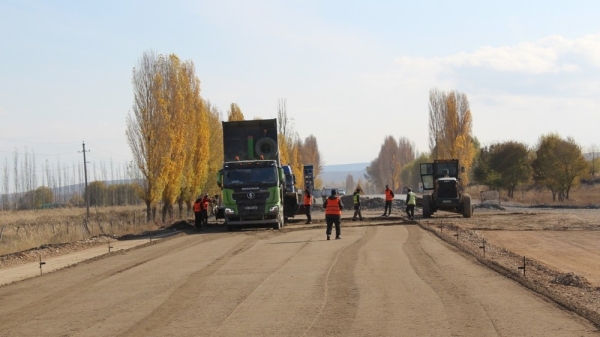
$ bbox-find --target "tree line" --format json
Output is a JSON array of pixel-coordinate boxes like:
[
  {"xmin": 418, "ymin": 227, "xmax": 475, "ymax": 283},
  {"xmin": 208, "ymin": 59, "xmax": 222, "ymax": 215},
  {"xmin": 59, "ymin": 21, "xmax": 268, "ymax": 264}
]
[
  {"xmin": 1, "ymin": 51, "xmax": 325, "ymax": 216},
  {"xmin": 364, "ymin": 88, "xmax": 596, "ymax": 200},
  {"xmin": 4, "ymin": 62, "xmax": 595, "ymax": 212},
  {"xmin": 0, "ymin": 147, "xmax": 138, "ymax": 211},
  {"xmin": 473, "ymin": 135, "xmax": 592, "ymax": 201},
  {"xmin": 127, "ymin": 51, "xmax": 324, "ymax": 222}
]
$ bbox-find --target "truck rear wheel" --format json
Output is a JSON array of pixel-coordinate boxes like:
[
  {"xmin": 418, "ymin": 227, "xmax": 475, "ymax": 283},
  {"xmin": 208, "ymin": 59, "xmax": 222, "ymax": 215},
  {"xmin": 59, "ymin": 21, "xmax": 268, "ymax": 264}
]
[
  {"xmin": 462, "ymin": 194, "xmax": 472, "ymax": 218},
  {"xmin": 423, "ymin": 195, "xmax": 432, "ymax": 218}
]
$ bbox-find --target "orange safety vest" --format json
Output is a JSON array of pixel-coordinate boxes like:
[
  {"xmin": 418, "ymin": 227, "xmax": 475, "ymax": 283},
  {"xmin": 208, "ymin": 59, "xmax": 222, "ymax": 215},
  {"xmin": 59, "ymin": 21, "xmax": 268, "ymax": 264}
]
[
  {"xmin": 303, "ymin": 194, "xmax": 312, "ymax": 206},
  {"xmin": 385, "ymin": 189, "xmax": 394, "ymax": 201},
  {"xmin": 193, "ymin": 201, "xmax": 202, "ymax": 212},
  {"xmin": 202, "ymin": 199, "xmax": 210, "ymax": 210},
  {"xmin": 325, "ymin": 197, "xmax": 342, "ymax": 216}
]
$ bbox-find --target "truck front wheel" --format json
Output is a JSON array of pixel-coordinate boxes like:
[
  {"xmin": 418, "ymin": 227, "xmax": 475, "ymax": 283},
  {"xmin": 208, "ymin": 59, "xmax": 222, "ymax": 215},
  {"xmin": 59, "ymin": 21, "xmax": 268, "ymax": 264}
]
[{"xmin": 272, "ymin": 214, "xmax": 283, "ymax": 230}]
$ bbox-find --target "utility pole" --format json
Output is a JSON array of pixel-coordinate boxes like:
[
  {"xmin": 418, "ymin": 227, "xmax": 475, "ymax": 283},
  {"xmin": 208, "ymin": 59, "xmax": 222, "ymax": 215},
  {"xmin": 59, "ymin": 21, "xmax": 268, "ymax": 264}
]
[{"xmin": 80, "ymin": 142, "xmax": 90, "ymax": 221}]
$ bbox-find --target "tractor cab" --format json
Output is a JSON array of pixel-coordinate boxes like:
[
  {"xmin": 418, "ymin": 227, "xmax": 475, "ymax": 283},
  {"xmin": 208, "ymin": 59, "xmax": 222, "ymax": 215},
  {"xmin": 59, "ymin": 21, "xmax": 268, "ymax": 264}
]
[{"xmin": 419, "ymin": 159, "xmax": 472, "ymax": 218}]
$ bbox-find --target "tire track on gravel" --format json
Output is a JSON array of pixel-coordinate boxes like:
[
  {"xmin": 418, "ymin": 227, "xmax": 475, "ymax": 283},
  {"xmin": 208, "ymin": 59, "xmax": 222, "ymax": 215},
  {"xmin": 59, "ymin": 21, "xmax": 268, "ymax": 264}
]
[
  {"xmin": 210, "ymin": 232, "xmax": 319, "ymax": 337},
  {"xmin": 0, "ymin": 233, "xmax": 226, "ymax": 331},
  {"xmin": 403, "ymin": 226, "xmax": 500, "ymax": 336},
  {"xmin": 120, "ymin": 235, "xmax": 263, "ymax": 337},
  {"xmin": 303, "ymin": 226, "xmax": 373, "ymax": 336}
]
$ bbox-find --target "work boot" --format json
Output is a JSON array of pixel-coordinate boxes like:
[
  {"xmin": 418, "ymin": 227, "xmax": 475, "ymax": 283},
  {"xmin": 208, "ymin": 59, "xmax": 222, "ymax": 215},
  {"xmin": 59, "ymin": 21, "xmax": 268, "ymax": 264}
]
[
  {"xmin": 305, "ymin": 221, "xmax": 312, "ymax": 224},
  {"xmin": 327, "ymin": 235, "xmax": 330, "ymax": 240},
  {"xmin": 360, "ymin": 218, "xmax": 364, "ymax": 221},
  {"xmin": 335, "ymin": 236, "xmax": 341, "ymax": 240},
  {"xmin": 352, "ymin": 218, "xmax": 357, "ymax": 221}
]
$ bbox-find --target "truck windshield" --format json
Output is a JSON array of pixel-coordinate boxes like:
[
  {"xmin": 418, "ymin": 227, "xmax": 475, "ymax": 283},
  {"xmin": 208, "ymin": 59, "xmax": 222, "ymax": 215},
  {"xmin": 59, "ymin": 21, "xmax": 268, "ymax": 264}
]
[{"xmin": 223, "ymin": 167, "xmax": 278, "ymax": 187}]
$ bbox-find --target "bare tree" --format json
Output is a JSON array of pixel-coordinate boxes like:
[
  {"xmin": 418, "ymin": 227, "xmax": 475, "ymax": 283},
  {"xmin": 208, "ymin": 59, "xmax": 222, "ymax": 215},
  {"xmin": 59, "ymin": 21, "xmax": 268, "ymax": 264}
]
[
  {"xmin": 378, "ymin": 136, "xmax": 401, "ymax": 192},
  {"xmin": 299, "ymin": 135, "xmax": 324, "ymax": 188},
  {"xmin": 127, "ymin": 50, "xmax": 166, "ymax": 220},
  {"xmin": 345, "ymin": 174, "xmax": 355, "ymax": 194},
  {"xmin": 2, "ymin": 158, "xmax": 9, "ymax": 210},
  {"xmin": 397, "ymin": 137, "xmax": 416, "ymax": 168},
  {"xmin": 589, "ymin": 144, "xmax": 599, "ymax": 177}
]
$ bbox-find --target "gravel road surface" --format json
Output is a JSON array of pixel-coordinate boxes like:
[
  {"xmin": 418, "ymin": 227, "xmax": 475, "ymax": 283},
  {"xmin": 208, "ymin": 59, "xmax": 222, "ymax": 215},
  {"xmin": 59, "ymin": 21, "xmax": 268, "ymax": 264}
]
[{"xmin": 0, "ymin": 221, "xmax": 597, "ymax": 336}]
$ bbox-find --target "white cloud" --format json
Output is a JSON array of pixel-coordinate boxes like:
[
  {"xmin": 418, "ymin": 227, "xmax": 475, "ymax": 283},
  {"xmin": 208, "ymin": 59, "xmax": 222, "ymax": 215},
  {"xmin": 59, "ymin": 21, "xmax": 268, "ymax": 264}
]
[
  {"xmin": 395, "ymin": 33, "xmax": 600, "ymax": 74},
  {"xmin": 387, "ymin": 33, "xmax": 600, "ymax": 152}
]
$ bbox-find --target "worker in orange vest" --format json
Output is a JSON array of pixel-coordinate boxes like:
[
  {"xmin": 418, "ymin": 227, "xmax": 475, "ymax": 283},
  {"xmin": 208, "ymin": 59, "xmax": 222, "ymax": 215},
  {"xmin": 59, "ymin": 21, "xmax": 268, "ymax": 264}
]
[
  {"xmin": 381, "ymin": 184, "xmax": 395, "ymax": 217},
  {"xmin": 193, "ymin": 197, "xmax": 202, "ymax": 229},
  {"xmin": 303, "ymin": 188, "xmax": 313, "ymax": 224},
  {"xmin": 323, "ymin": 189, "xmax": 344, "ymax": 240},
  {"xmin": 201, "ymin": 194, "xmax": 210, "ymax": 227}
]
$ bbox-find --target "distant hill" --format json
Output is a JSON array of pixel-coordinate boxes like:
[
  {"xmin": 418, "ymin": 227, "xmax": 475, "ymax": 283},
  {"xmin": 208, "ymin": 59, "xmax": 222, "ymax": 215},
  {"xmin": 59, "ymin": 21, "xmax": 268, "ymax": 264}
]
[{"xmin": 320, "ymin": 162, "xmax": 369, "ymax": 187}]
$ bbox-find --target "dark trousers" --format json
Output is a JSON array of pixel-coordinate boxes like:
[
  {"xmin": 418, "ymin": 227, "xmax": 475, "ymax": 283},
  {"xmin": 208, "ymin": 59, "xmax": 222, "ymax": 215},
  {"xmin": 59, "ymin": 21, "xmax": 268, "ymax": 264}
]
[
  {"xmin": 304, "ymin": 205, "xmax": 312, "ymax": 223},
  {"xmin": 201, "ymin": 210, "xmax": 208, "ymax": 226},
  {"xmin": 194, "ymin": 212, "xmax": 202, "ymax": 228},
  {"xmin": 326, "ymin": 215, "xmax": 341, "ymax": 237},
  {"xmin": 353, "ymin": 205, "xmax": 363, "ymax": 220},
  {"xmin": 406, "ymin": 205, "xmax": 415, "ymax": 218},
  {"xmin": 383, "ymin": 200, "xmax": 392, "ymax": 215}
]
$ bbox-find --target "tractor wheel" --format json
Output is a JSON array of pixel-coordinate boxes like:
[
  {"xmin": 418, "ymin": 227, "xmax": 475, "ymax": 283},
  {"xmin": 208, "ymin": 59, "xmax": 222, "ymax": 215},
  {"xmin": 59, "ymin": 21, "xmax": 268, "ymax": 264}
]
[
  {"xmin": 462, "ymin": 194, "xmax": 472, "ymax": 218},
  {"xmin": 423, "ymin": 195, "xmax": 432, "ymax": 218}
]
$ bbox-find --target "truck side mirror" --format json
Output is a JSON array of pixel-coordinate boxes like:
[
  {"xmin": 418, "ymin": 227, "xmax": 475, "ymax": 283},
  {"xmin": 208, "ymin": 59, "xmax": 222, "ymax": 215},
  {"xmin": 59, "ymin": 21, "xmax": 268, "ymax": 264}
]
[{"xmin": 460, "ymin": 166, "xmax": 465, "ymax": 173}]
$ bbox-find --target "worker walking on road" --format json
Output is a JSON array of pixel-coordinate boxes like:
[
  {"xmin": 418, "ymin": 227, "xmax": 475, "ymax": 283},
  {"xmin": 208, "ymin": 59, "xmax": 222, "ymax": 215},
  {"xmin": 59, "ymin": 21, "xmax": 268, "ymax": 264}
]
[
  {"xmin": 352, "ymin": 187, "xmax": 364, "ymax": 221},
  {"xmin": 303, "ymin": 188, "xmax": 313, "ymax": 224},
  {"xmin": 201, "ymin": 194, "xmax": 210, "ymax": 227},
  {"xmin": 381, "ymin": 184, "xmax": 395, "ymax": 217},
  {"xmin": 405, "ymin": 188, "xmax": 417, "ymax": 220},
  {"xmin": 193, "ymin": 197, "xmax": 203, "ymax": 229},
  {"xmin": 324, "ymin": 189, "xmax": 344, "ymax": 240}
]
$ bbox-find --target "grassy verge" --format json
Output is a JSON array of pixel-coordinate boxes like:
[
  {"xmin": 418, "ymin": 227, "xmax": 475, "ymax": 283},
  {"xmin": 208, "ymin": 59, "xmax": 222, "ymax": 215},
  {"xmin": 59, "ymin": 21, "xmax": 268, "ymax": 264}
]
[
  {"xmin": 0, "ymin": 206, "xmax": 190, "ymax": 256},
  {"xmin": 465, "ymin": 183, "xmax": 600, "ymax": 206}
]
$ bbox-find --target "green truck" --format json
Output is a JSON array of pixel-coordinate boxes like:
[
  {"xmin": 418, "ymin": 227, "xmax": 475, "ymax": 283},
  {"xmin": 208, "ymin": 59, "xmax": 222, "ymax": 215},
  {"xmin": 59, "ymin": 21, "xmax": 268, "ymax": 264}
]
[{"xmin": 217, "ymin": 119, "xmax": 286, "ymax": 231}]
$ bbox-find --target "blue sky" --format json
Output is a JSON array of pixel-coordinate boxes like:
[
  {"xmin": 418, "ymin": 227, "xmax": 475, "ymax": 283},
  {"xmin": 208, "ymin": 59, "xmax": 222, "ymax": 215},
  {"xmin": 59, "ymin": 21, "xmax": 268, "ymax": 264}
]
[{"xmin": 1, "ymin": 0, "xmax": 599, "ymax": 184}]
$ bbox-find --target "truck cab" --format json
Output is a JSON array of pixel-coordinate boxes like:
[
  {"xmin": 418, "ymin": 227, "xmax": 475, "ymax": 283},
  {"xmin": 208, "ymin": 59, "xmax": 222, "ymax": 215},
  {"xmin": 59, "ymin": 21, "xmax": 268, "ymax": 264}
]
[{"xmin": 218, "ymin": 119, "xmax": 285, "ymax": 230}]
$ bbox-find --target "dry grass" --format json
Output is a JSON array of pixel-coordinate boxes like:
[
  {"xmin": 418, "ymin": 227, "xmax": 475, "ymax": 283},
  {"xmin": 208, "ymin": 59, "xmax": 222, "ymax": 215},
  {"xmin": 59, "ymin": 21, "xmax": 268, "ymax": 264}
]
[
  {"xmin": 466, "ymin": 183, "xmax": 600, "ymax": 206},
  {"xmin": 0, "ymin": 205, "xmax": 190, "ymax": 256}
]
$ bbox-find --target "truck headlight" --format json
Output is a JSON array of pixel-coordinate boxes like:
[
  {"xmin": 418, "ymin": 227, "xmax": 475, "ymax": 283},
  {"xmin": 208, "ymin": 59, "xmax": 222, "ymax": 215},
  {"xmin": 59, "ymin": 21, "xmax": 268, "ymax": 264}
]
[
  {"xmin": 268, "ymin": 205, "xmax": 279, "ymax": 213},
  {"xmin": 225, "ymin": 208, "xmax": 235, "ymax": 215}
]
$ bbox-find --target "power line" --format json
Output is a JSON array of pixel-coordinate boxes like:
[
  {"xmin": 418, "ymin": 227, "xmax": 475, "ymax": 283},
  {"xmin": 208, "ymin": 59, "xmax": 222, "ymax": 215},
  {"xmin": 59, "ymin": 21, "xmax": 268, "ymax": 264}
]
[
  {"xmin": 87, "ymin": 145, "xmax": 131, "ymax": 159},
  {"xmin": 0, "ymin": 137, "xmax": 81, "ymax": 145},
  {"xmin": 0, "ymin": 149, "xmax": 79, "ymax": 156}
]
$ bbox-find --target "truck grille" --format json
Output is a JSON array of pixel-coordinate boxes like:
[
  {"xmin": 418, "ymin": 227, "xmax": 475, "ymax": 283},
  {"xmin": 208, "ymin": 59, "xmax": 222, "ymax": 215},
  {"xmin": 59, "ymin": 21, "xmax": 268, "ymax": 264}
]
[
  {"xmin": 232, "ymin": 191, "xmax": 270, "ymax": 204},
  {"xmin": 232, "ymin": 191, "xmax": 270, "ymax": 217}
]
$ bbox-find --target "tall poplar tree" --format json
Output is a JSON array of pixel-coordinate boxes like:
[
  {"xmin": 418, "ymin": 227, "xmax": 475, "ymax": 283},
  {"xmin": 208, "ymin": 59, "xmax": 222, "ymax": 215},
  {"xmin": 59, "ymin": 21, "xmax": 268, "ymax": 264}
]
[{"xmin": 428, "ymin": 88, "xmax": 475, "ymax": 186}]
